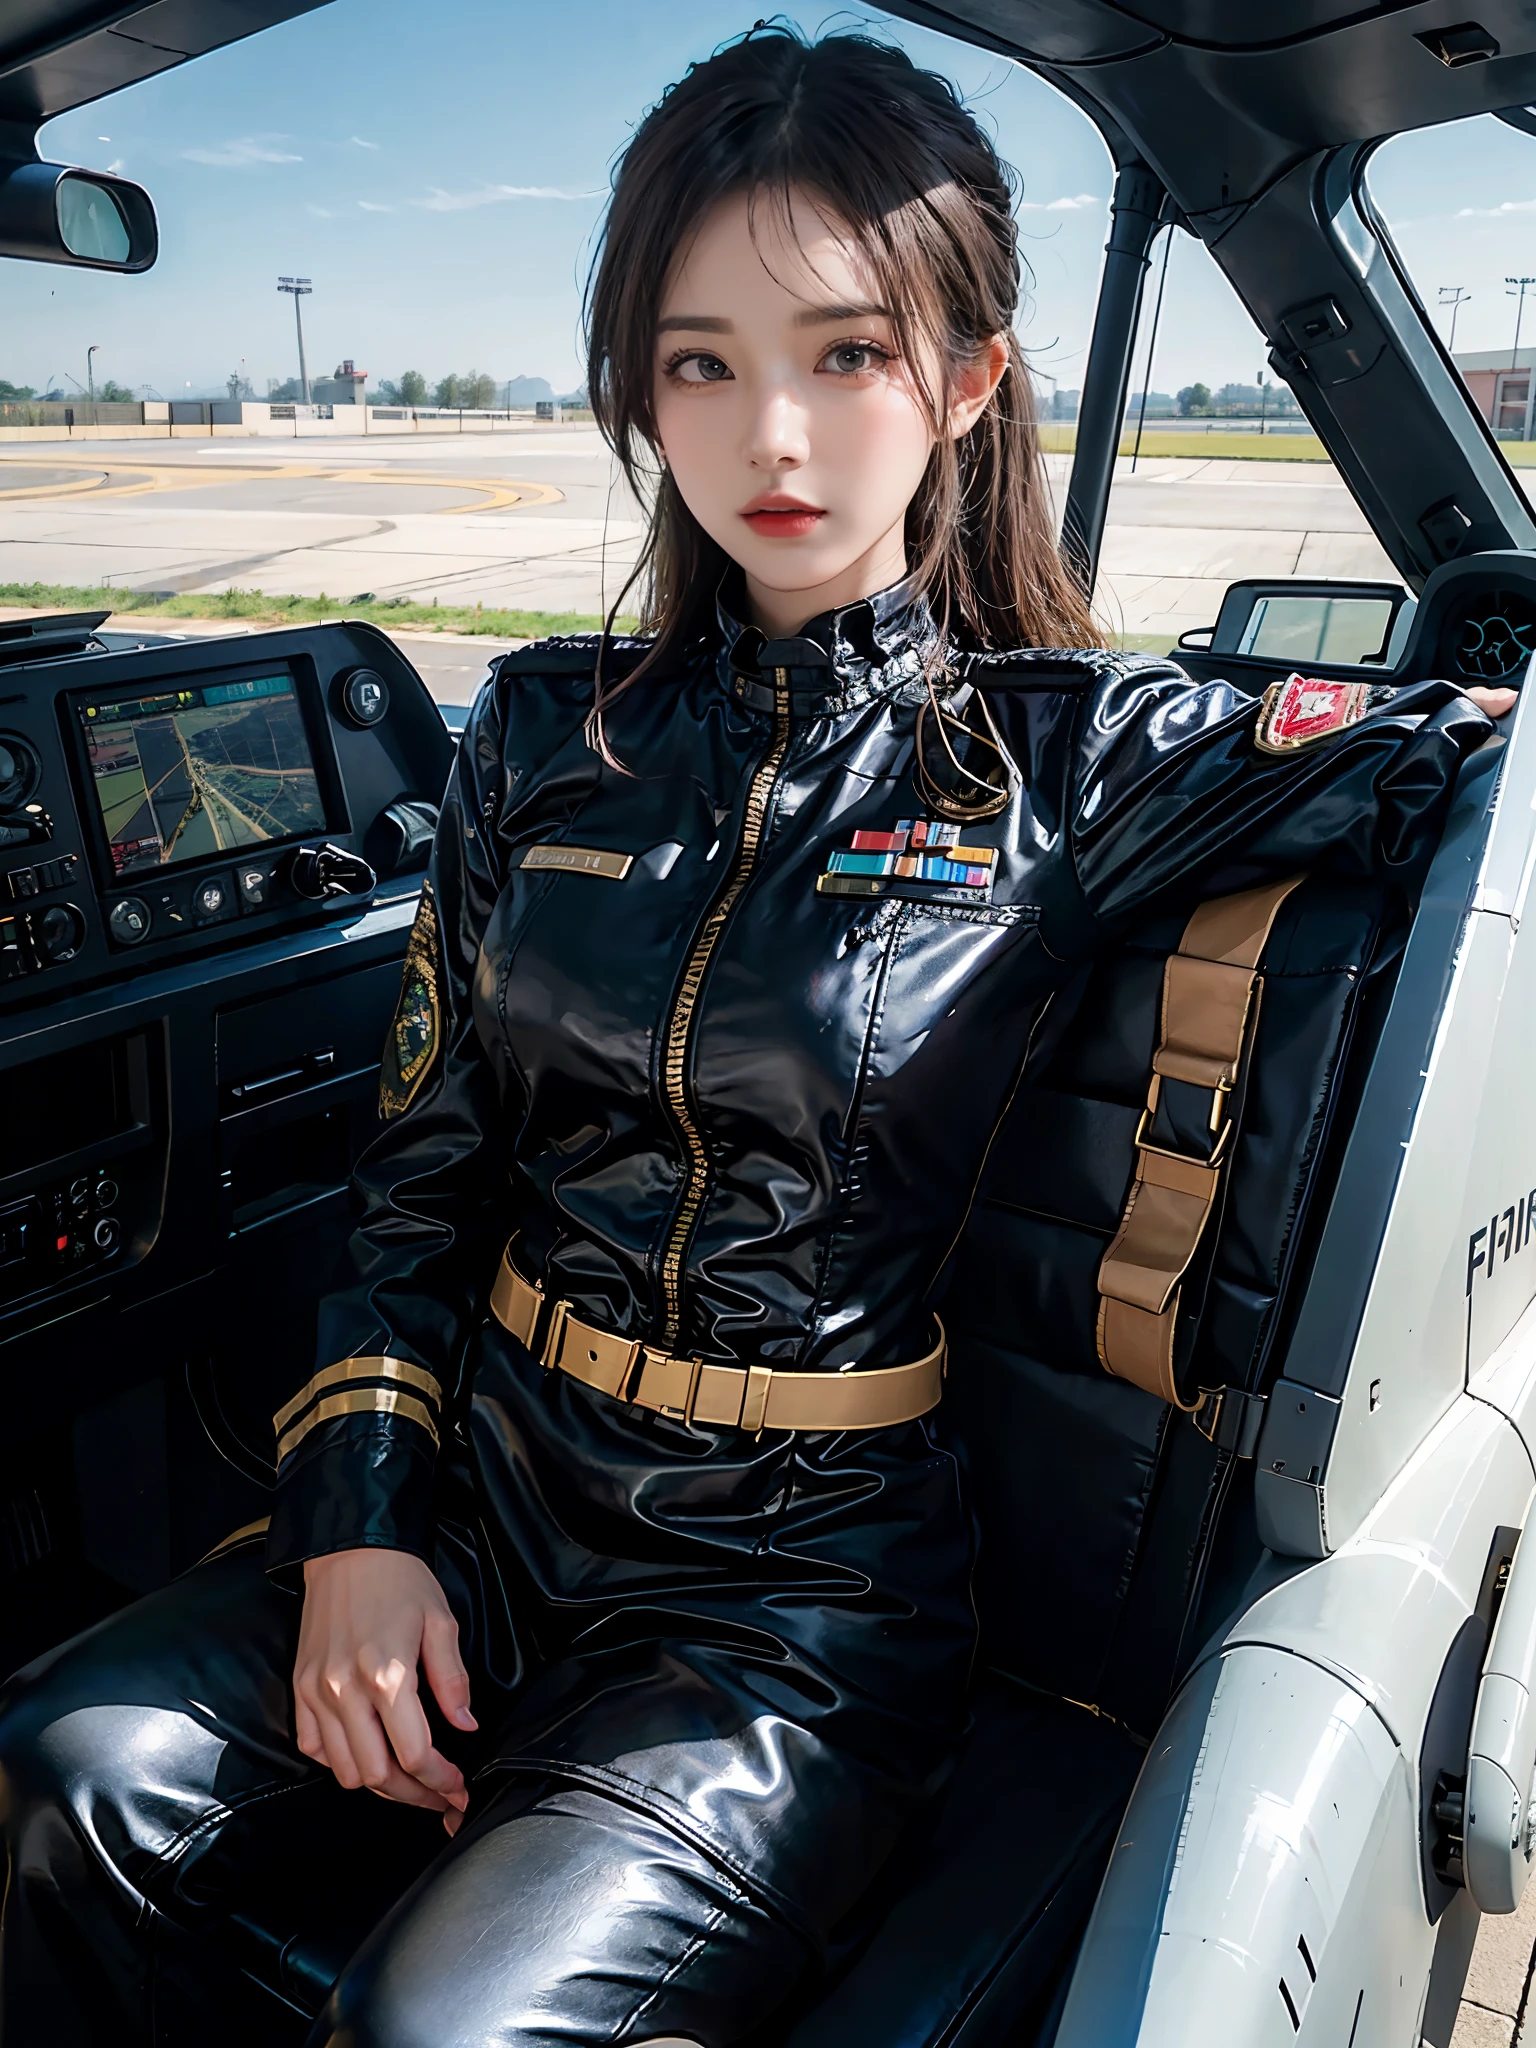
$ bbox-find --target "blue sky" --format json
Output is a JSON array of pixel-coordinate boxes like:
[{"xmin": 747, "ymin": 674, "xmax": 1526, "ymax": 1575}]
[{"xmin": 9, "ymin": 0, "xmax": 1535, "ymax": 404}]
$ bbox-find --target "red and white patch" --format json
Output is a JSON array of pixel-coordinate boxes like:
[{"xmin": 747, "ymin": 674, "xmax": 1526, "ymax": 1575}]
[{"xmin": 1255, "ymin": 674, "xmax": 1370, "ymax": 756}]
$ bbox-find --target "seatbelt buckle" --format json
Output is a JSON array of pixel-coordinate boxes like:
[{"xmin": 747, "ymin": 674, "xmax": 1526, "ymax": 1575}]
[
  {"xmin": 1194, "ymin": 1386, "xmax": 1266, "ymax": 1458},
  {"xmin": 1136, "ymin": 1074, "xmax": 1233, "ymax": 1167}
]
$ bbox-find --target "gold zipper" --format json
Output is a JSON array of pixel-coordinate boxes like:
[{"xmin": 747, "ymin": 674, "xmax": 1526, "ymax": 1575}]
[{"xmin": 657, "ymin": 665, "xmax": 793, "ymax": 1346}]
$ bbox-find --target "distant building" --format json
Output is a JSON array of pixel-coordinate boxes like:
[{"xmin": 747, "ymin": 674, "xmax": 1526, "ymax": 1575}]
[
  {"xmin": 311, "ymin": 358, "xmax": 367, "ymax": 406},
  {"xmin": 1454, "ymin": 347, "xmax": 1535, "ymax": 438}
]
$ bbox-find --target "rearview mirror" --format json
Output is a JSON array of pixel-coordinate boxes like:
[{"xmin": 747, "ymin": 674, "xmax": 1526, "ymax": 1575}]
[
  {"xmin": 0, "ymin": 159, "xmax": 156, "ymax": 271},
  {"xmin": 1195, "ymin": 579, "xmax": 1412, "ymax": 667}
]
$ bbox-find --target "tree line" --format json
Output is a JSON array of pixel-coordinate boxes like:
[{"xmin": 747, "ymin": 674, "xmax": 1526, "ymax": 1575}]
[
  {"xmin": 1173, "ymin": 381, "xmax": 1303, "ymax": 418},
  {"xmin": 377, "ymin": 371, "xmax": 498, "ymax": 409},
  {"xmin": 0, "ymin": 376, "xmax": 135, "ymax": 403}
]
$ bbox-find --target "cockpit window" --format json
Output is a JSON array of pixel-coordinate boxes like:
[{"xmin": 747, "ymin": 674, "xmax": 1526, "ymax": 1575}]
[{"xmin": 1368, "ymin": 117, "xmax": 1536, "ymax": 459}]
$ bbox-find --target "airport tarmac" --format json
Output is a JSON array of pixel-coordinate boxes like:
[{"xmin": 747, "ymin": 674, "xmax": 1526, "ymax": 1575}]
[{"xmin": 0, "ymin": 421, "xmax": 1414, "ymax": 673}]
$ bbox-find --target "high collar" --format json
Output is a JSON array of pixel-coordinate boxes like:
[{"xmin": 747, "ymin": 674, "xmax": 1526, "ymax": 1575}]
[{"xmin": 715, "ymin": 574, "xmax": 943, "ymax": 716}]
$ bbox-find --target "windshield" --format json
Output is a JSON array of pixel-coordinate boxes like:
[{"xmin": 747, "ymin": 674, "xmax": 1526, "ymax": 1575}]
[
  {"xmin": 2, "ymin": 2, "xmax": 1108, "ymax": 708},
  {"xmin": 1094, "ymin": 225, "xmax": 1398, "ymax": 655}
]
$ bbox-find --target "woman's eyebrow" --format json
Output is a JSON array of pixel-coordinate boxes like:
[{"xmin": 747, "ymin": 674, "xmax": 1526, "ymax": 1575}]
[
  {"xmin": 656, "ymin": 314, "xmax": 732, "ymax": 334},
  {"xmin": 793, "ymin": 300, "xmax": 889, "ymax": 326}
]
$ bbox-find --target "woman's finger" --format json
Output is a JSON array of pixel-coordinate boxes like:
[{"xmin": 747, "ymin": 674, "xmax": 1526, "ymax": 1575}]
[
  {"xmin": 371, "ymin": 1664, "xmax": 468, "ymax": 1808},
  {"xmin": 331, "ymin": 1674, "xmax": 405, "ymax": 1795},
  {"xmin": 293, "ymin": 1691, "xmax": 326, "ymax": 1764},
  {"xmin": 360, "ymin": 1756, "xmax": 456, "ymax": 1813},
  {"xmin": 1465, "ymin": 684, "xmax": 1519, "ymax": 716},
  {"xmin": 309, "ymin": 1699, "xmax": 366, "ymax": 1790},
  {"xmin": 421, "ymin": 1611, "xmax": 478, "ymax": 1732}
]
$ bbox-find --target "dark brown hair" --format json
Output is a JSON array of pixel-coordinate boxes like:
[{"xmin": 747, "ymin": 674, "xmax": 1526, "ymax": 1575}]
[{"xmin": 584, "ymin": 24, "xmax": 1097, "ymax": 742}]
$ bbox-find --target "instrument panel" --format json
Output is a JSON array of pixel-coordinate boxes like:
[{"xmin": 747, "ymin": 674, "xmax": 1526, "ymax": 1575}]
[{"xmin": 0, "ymin": 618, "xmax": 453, "ymax": 1005}]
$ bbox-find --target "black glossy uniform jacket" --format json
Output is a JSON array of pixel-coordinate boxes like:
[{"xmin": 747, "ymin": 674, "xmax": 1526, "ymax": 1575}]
[{"xmin": 266, "ymin": 582, "xmax": 1489, "ymax": 1938}]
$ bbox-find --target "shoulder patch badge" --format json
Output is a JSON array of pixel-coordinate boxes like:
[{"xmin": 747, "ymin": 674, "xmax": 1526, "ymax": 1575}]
[
  {"xmin": 1255, "ymin": 674, "xmax": 1370, "ymax": 756},
  {"xmin": 380, "ymin": 881, "xmax": 441, "ymax": 1120}
]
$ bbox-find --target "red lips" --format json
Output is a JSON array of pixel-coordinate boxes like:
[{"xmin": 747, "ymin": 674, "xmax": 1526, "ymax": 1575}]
[{"xmin": 740, "ymin": 493, "xmax": 825, "ymax": 538}]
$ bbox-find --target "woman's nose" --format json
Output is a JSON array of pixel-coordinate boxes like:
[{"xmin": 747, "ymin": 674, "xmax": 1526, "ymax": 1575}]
[{"xmin": 745, "ymin": 385, "xmax": 809, "ymax": 470}]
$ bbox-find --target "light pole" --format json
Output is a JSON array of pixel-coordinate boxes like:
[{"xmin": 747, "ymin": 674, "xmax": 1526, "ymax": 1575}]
[
  {"xmin": 1439, "ymin": 284, "xmax": 1471, "ymax": 356},
  {"xmin": 1257, "ymin": 370, "xmax": 1269, "ymax": 435},
  {"xmin": 86, "ymin": 343, "xmax": 99, "ymax": 405},
  {"xmin": 277, "ymin": 276, "xmax": 312, "ymax": 403},
  {"xmin": 1507, "ymin": 276, "xmax": 1536, "ymax": 369}
]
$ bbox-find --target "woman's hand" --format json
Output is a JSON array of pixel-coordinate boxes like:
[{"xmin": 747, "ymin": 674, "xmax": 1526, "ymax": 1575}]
[
  {"xmin": 1465, "ymin": 684, "xmax": 1519, "ymax": 717},
  {"xmin": 294, "ymin": 1548, "xmax": 478, "ymax": 1834}
]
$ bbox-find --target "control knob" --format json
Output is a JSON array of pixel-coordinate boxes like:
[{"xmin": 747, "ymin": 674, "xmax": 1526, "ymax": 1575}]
[
  {"xmin": 31, "ymin": 901, "xmax": 84, "ymax": 964},
  {"xmin": 339, "ymin": 668, "xmax": 390, "ymax": 727},
  {"xmin": 283, "ymin": 843, "xmax": 377, "ymax": 902},
  {"xmin": 0, "ymin": 735, "xmax": 39, "ymax": 809}
]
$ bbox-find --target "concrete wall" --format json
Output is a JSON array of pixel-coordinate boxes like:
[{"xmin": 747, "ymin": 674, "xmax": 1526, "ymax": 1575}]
[{"xmin": 0, "ymin": 401, "xmax": 555, "ymax": 443}]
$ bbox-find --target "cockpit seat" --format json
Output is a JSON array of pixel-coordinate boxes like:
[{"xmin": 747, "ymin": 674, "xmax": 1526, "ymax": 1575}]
[{"xmin": 207, "ymin": 867, "xmax": 1404, "ymax": 2045}]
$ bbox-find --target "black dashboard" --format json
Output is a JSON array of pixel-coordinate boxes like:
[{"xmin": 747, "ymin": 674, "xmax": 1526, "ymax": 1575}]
[{"xmin": 0, "ymin": 619, "xmax": 454, "ymax": 1634}]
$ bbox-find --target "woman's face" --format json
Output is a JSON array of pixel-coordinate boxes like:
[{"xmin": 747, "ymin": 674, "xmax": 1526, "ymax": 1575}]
[{"xmin": 652, "ymin": 186, "xmax": 1003, "ymax": 639}]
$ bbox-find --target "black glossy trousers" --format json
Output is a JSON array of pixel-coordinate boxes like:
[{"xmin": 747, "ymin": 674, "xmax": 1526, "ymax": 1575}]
[{"xmin": 0, "ymin": 1537, "xmax": 810, "ymax": 2048}]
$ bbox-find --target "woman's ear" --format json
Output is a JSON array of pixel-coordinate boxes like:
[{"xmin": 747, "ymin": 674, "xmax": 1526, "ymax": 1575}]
[{"xmin": 948, "ymin": 335, "xmax": 1009, "ymax": 440}]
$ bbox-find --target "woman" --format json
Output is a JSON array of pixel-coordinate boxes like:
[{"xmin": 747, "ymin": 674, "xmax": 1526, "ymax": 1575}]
[{"xmin": 0, "ymin": 27, "xmax": 1505, "ymax": 2048}]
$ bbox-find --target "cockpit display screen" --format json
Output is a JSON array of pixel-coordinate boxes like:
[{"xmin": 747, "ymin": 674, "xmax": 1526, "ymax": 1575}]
[{"xmin": 76, "ymin": 672, "xmax": 326, "ymax": 879}]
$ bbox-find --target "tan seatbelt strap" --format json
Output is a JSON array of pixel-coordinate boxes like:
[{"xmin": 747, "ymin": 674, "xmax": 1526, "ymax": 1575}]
[{"xmin": 1096, "ymin": 873, "xmax": 1305, "ymax": 1407}]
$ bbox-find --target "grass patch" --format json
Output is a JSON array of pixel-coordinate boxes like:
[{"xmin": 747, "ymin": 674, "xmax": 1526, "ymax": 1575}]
[
  {"xmin": 1038, "ymin": 424, "xmax": 1330, "ymax": 462},
  {"xmin": 0, "ymin": 580, "xmax": 635, "ymax": 639}
]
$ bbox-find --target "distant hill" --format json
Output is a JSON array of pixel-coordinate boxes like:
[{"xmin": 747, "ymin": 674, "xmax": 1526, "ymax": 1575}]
[{"xmin": 503, "ymin": 375, "xmax": 553, "ymax": 406}]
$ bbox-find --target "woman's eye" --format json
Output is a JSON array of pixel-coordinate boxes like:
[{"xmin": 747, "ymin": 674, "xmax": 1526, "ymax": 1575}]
[
  {"xmin": 820, "ymin": 342, "xmax": 888, "ymax": 377},
  {"xmin": 671, "ymin": 352, "xmax": 732, "ymax": 384}
]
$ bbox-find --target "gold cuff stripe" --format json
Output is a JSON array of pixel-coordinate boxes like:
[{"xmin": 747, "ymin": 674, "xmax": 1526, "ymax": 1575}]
[
  {"xmin": 196, "ymin": 1516, "xmax": 272, "ymax": 1565},
  {"xmin": 273, "ymin": 1356, "xmax": 442, "ymax": 1436},
  {"xmin": 276, "ymin": 1387, "xmax": 441, "ymax": 1465}
]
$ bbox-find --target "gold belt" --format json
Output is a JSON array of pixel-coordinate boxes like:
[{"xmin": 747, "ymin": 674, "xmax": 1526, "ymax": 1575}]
[{"xmin": 488, "ymin": 1245, "xmax": 945, "ymax": 1433}]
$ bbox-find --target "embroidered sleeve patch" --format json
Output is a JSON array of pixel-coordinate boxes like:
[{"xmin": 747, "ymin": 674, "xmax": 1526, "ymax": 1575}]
[
  {"xmin": 380, "ymin": 881, "xmax": 441, "ymax": 1120},
  {"xmin": 1255, "ymin": 675, "xmax": 1370, "ymax": 755}
]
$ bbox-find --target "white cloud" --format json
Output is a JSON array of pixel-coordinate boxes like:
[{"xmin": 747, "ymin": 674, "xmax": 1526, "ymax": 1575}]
[
  {"xmin": 1018, "ymin": 192, "xmax": 1103, "ymax": 213},
  {"xmin": 358, "ymin": 200, "xmax": 392, "ymax": 213},
  {"xmin": 411, "ymin": 182, "xmax": 590, "ymax": 211},
  {"xmin": 1456, "ymin": 198, "xmax": 1536, "ymax": 217},
  {"xmin": 350, "ymin": 135, "xmax": 379, "ymax": 150},
  {"xmin": 306, "ymin": 204, "xmax": 335, "ymax": 218},
  {"xmin": 183, "ymin": 135, "xmax": 302, "ymax": 167}
]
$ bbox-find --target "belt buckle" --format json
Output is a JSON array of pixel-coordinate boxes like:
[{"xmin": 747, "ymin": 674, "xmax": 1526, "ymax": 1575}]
[
  {"xmin": 641, "ymin": 1348, "xmax": 703, "ymax": 1425},
  {"xmin": 539, "ymin": 1299, "xmax": 571, "ymax": 1373}
]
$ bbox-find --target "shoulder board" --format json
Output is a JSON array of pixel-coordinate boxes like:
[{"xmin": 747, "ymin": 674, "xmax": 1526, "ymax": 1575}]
[
  {"xmin": 961, "ymin": 645, "xmax": 1186, "ymax": 689},
  {"xmin": 497, "ymin": 633, "xmax": 654, "ymax": 678}
]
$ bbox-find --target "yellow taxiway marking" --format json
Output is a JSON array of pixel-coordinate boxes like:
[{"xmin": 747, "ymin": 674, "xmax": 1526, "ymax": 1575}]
[{"xmin": 0, "ymin": 458, "xmax": 562, "ymax": 513}]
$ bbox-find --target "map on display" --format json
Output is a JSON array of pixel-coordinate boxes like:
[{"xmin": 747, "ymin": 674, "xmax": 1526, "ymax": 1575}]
[{"xmin": 78, "ymin": 673, "xmax": 326, "ymax": 879}]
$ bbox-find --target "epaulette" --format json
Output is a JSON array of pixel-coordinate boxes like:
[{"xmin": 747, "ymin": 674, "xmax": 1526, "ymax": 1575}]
[
  {"xmin": 960, "ymin": 645, "xmax": 1186, "ymax": 689},
  {"xmin": 497, "ymin": 633, "xmax": 655, "ymax": 677}
]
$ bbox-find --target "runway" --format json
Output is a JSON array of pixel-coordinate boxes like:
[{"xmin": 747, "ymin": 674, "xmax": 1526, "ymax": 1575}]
[{"xmin": 0, "ymin": 421, "xmax": 1462, "ymax": 691}]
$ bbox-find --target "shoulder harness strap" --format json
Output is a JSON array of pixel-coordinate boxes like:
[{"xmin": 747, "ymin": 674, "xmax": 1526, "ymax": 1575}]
[{"xmin": 1095, "ymin": 872, "xmax": 1306, "ymax": 1413}]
